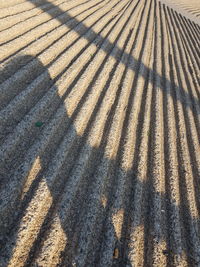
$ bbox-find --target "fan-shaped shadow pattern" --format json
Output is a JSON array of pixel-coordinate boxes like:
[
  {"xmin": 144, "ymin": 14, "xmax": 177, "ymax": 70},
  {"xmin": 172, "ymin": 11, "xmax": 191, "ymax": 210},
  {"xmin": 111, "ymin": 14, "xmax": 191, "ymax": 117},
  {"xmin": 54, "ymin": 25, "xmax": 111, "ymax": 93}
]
[
  {"xmin": 0, "ymin": 0, "xmax": 199, "ymax": 266},
  {"xmin": 0, "ymin": 50, "xmax": 199, "ymax": 267}
]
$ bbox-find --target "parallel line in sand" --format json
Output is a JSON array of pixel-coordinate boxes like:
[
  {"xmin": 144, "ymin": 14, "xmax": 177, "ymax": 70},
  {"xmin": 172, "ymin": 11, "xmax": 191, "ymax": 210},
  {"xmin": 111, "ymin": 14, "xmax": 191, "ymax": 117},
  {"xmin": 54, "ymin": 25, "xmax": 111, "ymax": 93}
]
[
  {"xmin": 0, "ymin": 0, "xmax": 122, "ymax": 108},
  {"xmin": 0, "ymin": 1, "xmax": 139, "ymax": 266},
  {"xmin": 0, "ymin": 0, "xmax": 107, "ymax": 61},
  {"xmin": 0, "ymin": 0, "xmax": 199, "ymax": 266},
  {"xmin": 164, "ymin": 7, "xmax": 200, "ymax": 265},
  {"xmin": 0, "ymin": 0, "xmax": 130, "ymax": 222},
  {"xmin": 0, "ymin": 0, "xmax": 66, "ymax": 30},
  {"xmin": 0, "ymin": 0, "xmax": 121, "ymax": 133}
]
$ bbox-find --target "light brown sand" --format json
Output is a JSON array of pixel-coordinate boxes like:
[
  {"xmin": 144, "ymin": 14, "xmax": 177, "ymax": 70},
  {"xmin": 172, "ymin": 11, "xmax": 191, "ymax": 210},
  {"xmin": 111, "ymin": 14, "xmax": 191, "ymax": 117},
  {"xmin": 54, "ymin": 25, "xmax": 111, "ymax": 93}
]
[{"xmin": 0, "ymin": 0, "xmax": 199, "ymax": 266}]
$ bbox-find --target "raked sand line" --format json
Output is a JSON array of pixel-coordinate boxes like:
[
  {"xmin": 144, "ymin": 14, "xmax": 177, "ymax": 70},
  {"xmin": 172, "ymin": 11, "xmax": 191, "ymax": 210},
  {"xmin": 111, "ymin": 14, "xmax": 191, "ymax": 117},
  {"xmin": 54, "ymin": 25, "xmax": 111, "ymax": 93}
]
[{"xmin": 0, "ymin": 0, "xmax": 199, "ymax": 266}]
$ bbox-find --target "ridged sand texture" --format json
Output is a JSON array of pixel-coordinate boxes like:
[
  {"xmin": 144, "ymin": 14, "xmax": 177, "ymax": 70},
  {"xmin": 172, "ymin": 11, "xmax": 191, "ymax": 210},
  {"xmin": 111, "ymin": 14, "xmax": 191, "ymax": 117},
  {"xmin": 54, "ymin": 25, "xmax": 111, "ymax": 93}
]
[
  {"xmin": 160, "ymin": 0, "xmax": 200, "ymax": 22},
  {"xmin": 171, "ymin": 0, "xmax": 200, "ymax": 17},
  {"xmin": 0, "ymin": 0, "xmax": 199, "ymax": 266}
]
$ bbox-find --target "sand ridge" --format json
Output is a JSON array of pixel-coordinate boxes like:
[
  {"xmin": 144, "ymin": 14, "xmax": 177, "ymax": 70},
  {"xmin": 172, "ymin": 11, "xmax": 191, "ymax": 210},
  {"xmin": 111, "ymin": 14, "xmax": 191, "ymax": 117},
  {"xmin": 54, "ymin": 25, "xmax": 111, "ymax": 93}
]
[{"xmin": 0, "ymin": 0, "xmax": 199, "ymax": 266}]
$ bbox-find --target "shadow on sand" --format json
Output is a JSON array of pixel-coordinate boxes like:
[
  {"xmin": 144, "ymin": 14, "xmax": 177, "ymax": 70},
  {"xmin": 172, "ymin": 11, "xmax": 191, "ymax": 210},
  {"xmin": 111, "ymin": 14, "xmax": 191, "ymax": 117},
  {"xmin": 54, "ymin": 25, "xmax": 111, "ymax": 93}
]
[
  {"xmin": 0, "ymin": 45, "xmax": 199, "ymax": 267},
  {"xmin": 0, "ymin": 1, "xmax": 199, "ymax": 266}
]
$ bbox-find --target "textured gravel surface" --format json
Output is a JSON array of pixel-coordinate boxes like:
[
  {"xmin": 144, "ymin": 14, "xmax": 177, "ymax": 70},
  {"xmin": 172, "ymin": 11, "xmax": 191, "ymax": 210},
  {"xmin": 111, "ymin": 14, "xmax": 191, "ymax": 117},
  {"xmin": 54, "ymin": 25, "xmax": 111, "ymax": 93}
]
[{"xmin": 0, "ymin": 0, "xmax": 200, "ymax": 266}]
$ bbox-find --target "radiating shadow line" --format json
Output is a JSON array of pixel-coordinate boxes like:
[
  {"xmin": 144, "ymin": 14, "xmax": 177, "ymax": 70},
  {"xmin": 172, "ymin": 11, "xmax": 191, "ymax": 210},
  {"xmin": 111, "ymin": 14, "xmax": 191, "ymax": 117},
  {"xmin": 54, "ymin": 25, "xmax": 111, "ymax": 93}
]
[
  {"xmin": 0, "ymin": 54, "xmax": 133, "ymax": 267},
  {"xmin": 0, "ymin": 55, "xmax": 199, "ymax": 267},
  {"xmin": 0, "ymin": 0, "xmax": 200, "ymax": 266},
  {"xmin": 28, "ymin": 0, "xmax": 200, "ymax": 112}
]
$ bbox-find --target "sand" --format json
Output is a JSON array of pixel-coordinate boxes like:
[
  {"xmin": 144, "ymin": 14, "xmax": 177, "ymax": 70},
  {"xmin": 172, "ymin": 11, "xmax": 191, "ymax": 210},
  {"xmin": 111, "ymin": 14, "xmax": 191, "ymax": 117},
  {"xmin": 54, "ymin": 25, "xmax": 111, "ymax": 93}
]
[{"xmin": 0, "ymin": 0, "xmax": 199, "ymax": 266}]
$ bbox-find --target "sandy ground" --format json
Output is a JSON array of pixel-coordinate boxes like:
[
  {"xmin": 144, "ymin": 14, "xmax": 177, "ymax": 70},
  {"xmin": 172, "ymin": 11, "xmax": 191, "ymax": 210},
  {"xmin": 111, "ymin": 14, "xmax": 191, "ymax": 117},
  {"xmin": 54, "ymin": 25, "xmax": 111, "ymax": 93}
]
[
  {"xmin": 161, "ymin": 0, "xmax": 200, "ymax": 24},
  {"xmin": 0, "ymin": 0, "xmax": 199, "ymax": 266}
]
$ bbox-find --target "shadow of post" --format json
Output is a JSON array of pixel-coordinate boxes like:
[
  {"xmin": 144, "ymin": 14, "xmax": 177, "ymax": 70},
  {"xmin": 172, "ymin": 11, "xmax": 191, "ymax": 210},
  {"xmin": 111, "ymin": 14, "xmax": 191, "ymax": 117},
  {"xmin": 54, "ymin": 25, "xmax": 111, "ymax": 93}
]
[
  {"xmin": 0, "ymin": 54, "xmax": 131, "ymax": 266},
  {"xmin": 0, "ymin": 53, "xmax": 199, "ymax": 267},
  {"xmin": 0, "ymin": 0, "xmax": 200, "ymax": 265},
  {"xmin": 22, "ymin": 0, "xmax": 199, "ymax": 115}
]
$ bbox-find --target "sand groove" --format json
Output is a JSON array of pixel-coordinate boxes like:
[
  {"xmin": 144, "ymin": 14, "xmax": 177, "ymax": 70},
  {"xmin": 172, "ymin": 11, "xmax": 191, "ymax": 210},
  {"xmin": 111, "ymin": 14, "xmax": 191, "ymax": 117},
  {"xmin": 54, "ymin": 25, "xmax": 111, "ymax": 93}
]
[{"xmin": 0, "ymin": 0, "xmax": 199, "ymax": 266}]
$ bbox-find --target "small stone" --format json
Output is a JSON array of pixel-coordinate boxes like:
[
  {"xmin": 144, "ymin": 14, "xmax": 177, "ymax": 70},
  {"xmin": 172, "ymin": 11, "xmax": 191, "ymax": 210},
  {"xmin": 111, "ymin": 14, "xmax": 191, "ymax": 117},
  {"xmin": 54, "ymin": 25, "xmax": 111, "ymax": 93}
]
[
  {"xmin": 35, "ymin": 121, "xmax": 43, "ymax": 127},
  {"xmin": 113, "ymin": 248, "xmax": 119, "ymax": 259}
]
